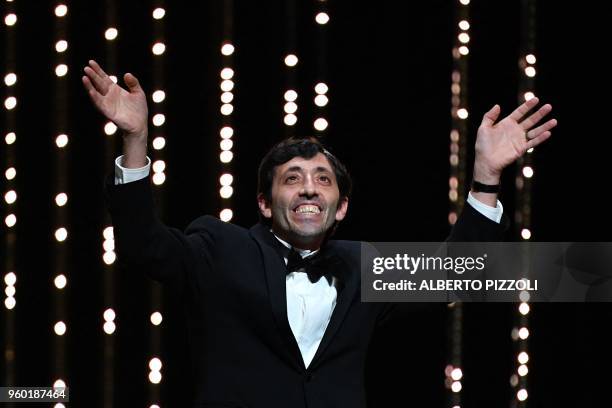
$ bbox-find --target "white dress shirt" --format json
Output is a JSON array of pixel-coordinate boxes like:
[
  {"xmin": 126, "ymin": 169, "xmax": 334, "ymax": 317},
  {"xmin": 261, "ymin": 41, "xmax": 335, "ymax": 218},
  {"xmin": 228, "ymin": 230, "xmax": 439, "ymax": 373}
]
[
  {"xmin": 273, "ymin": 235, "xmax": 338, "ymax": 368},
  {"xmin": 114, "ymin": 155, "xmax": 503, "ymax": 367}
]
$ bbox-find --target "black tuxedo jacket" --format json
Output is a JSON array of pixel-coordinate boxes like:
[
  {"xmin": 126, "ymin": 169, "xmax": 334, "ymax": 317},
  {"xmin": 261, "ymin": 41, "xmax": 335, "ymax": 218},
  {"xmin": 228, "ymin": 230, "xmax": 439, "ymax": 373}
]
[{"xmin": 106, "ymin": 177, "xmax": 504, "ymax": 408}]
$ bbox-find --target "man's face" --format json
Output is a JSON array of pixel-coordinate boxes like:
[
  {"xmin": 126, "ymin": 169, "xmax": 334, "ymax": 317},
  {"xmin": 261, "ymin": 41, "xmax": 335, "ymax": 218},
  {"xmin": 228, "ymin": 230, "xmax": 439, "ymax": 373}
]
[{"xmin": 258, "ymin": 153, "xmax": 348, "ymax": 250}]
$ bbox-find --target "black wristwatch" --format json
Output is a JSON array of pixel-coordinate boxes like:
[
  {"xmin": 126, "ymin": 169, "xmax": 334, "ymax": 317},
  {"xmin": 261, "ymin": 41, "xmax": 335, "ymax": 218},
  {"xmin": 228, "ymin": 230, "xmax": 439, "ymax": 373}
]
[{"xmin": 471, "ymin": 180, "xmax": 500, "ymax": 194}]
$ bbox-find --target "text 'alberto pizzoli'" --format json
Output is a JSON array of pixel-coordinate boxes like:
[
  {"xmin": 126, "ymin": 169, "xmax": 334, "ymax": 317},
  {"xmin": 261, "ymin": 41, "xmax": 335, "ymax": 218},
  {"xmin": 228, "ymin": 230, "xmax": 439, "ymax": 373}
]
[{"xmin": 373, "ymin": 279, "xmax": 538, "ymax": 292}]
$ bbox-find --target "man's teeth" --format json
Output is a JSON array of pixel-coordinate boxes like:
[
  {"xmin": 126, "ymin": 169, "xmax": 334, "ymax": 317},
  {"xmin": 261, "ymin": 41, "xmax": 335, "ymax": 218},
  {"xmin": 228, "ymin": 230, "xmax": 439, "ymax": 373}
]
[{"xmin": 295, "ymin": 205, "xmax": 320, "ymax": 214}]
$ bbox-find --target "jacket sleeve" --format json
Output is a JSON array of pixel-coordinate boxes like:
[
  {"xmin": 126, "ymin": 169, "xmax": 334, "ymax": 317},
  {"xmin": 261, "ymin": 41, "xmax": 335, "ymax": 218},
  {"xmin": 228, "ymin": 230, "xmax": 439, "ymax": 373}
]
[
  {"xmin": 375, "ymin": 202, "xmax": 508, "ymax": 326},
  {"xmin": 447, "ymin": 201, "xmax": 508, "ymax": 242},
  {"xmin": 104, "ymin": 175, "xmax": 218, "ymax": 294}
]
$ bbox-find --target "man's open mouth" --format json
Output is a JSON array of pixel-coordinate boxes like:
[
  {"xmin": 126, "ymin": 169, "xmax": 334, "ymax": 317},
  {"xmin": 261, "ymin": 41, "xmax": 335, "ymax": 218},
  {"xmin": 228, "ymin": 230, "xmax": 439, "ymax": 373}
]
[{"xmin": 293, "ymin": 204, "xmax": 321, "ymax": 214}]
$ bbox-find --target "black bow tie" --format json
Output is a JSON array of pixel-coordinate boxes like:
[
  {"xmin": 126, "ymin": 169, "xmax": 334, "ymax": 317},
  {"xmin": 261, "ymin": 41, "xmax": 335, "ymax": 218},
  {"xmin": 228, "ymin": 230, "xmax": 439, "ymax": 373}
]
[{"xmin": 285, "ymin": 247, "xmax": 343, "ymax": 286}]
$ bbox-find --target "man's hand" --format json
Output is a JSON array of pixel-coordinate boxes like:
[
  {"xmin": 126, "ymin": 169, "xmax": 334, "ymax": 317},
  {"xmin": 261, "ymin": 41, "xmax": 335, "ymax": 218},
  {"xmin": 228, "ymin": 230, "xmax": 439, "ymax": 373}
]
[
  {"xmin": 82, "ymin": 60, "xmax": 149, "ymax": 168},
  {"xmin": 472, "ymin": 97, "xmax": 557, "ymax": 206}
]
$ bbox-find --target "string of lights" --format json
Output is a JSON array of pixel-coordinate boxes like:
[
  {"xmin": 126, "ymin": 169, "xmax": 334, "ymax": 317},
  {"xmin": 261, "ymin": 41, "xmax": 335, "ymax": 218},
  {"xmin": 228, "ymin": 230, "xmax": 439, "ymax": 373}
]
[
  {"xmin": 51, "ymin": 3, "xmax": 70, "ymax": 407},
  {"xmin": 282, "ymin": 0, "xmax": 298, "ymax": 134},
  {"xmin": 150, "ymin": 3, "xmax": 167, "ymax": 190},
  {"xmin": 312, "ymin": 1, "xmax": 329, "ymax": 134},
  {"xmin": 218, "ymin": 0, "xmax": 235, "ymax": 223},
  {"xmin": 3, "ymin": 0, "xmax": 18, "ymax": 391},
  {"xmin": 510, "ymin": 0, "xmax": 536, "ymax": 406},
  {"xmin": 100, "ymin": 1, "xmax": 119, "ymax": 407},
  {"xmin": 147, "ymin": 3, "xmax": 167, "ymax": 406},
  {"xmin": 446, "ymin": 1, "xmax": 471, "ymax": 406}
]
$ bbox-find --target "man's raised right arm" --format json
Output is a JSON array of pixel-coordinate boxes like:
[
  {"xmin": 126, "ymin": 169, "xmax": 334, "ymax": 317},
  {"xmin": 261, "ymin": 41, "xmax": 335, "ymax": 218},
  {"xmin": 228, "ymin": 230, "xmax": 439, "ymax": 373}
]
[{"xmin": 82, "ymin": 60, "xmax": 214, "ymax": 290}]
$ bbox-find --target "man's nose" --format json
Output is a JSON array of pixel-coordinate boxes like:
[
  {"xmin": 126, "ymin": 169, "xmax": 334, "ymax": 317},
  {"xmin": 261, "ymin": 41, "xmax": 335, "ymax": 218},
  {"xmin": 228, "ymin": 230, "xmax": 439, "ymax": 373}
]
[{"xmin": 300, "ymin": 176, "xmax": 318, "ymax": 197}]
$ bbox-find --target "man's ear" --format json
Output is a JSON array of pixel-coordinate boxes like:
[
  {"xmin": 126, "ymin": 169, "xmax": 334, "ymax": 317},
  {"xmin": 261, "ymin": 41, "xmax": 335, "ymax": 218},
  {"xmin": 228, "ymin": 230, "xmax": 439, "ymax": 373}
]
[
  {"xmin": 335, "ymin": 196, "xmax": 349, "ymax": 222},
  {"xmin": 257, "ymin": 193, "xmax": 272, "ymax": 219}
]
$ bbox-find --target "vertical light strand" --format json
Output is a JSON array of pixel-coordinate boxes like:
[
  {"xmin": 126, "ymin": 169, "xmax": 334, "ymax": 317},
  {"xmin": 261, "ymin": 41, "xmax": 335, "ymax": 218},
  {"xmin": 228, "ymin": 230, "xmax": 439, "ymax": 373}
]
[
  {"xmin": 148, "ymin": 3, "xmax": 167, "ymax": 406},
  {"xmin": 312, "ymin": 1, "xmax": 329, "ymax": 134},
  {"xmin": 515, "ymin": 0, "xmax": 537, "ymax": 243},
  {"xmin": 511, "ymin": 1, "xmax": 536, "ymax": 406},
  {"xmin": 101, "ymin": 0, "xmax": 118, "ymax": 406},
  {"xmin": 3, "ymin": 0, "xmax": 18, "ymax": 390},
  {"xmin": 282, "ymin": 0, "xmax": 298, "ymax": 134},
  {"xmin": 52, "ymin": 2, "xmax": 69, "ymax": 402},
  {"xmin": 446, "ymin": 1, "xmax": 471, "ymax": 407},
  {"xmin": 218, "ymin": 0, "xmax": 234, "ymax": 223}
]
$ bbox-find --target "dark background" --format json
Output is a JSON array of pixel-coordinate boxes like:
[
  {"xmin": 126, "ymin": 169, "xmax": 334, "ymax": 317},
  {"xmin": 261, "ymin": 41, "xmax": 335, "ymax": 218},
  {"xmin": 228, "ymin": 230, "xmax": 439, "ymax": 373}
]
[{"xmin": 1, "ymin": 0, "xmax": 610, "ymax": 406}]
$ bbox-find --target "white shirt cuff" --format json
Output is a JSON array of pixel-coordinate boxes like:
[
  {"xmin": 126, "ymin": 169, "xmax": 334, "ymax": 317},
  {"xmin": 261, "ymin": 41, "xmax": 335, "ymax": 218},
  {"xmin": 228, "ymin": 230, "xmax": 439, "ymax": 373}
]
[
  {"xmin": 114, "ymin": 155, "xmax": 151, "ymax": 185},
  {"xmin": 467, "ymin": 191, "xmax": 503, "ymax": 224}
]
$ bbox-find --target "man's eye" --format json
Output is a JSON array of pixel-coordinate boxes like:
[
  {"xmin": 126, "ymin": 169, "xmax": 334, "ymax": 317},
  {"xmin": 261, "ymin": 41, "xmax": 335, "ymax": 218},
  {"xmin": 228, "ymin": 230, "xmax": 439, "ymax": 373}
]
[
  {"xmin": 286, "ymin": 175, "xmax": 298, "ymax": 182},
  {"xmin": 319, "ymin": 176, "xmax": 331, "ymax": 183}
]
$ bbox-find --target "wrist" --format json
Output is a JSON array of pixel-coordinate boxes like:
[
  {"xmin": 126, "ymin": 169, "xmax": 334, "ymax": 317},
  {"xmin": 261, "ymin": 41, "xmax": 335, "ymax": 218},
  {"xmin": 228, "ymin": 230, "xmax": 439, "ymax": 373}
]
[
  {"xmin": 473, "ymin": 159, "xmax": 501, "ymax": 185},
  {"xmin": 471, "ymin": 180, "xmax": 500, "ymax": 194},
  {"xmin": 123, "ymin": 128, "xmax": 148, "ymax": 142},
  {"xmin": 121, "ymin": 153, "xmax": 148, "ymax": 169},
  {"xmin": 122, "ymin": 130, "xmax": 148, "ymax": 168}
]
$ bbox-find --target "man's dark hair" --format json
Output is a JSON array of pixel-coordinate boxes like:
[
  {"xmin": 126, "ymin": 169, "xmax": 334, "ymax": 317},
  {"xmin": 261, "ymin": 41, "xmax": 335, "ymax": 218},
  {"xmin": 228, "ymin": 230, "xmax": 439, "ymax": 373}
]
[{"xmin": 257, "ymin": 137, "xmax": 352, "ymax": 223}]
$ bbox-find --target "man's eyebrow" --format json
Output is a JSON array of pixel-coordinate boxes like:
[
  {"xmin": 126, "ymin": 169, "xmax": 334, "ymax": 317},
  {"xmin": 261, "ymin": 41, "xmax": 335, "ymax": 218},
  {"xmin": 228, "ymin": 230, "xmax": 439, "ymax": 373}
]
[
  {"xmin": 284, "ymin": 166, "xmax": 333, "ymax": 173},
  {"xmin": 312, "ymin": 166, "xmax": 334, "ymax": 175}
]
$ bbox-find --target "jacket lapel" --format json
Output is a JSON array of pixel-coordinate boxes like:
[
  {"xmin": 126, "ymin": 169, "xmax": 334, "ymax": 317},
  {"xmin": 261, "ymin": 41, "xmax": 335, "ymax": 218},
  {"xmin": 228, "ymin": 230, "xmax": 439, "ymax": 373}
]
[
  {"xmin": 249, "ymin": 223, "xmax": 305, "ymax": 371},
  {"xmin": 308, "ymin": 243, "xmax": 359, "ymax": 370}
]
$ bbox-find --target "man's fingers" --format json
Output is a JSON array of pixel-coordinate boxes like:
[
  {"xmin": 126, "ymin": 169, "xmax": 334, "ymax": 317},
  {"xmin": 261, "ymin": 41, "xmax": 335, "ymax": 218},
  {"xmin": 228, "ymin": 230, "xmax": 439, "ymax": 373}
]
[
  {"xmin": 509, "ymin": 97, "xmax": 539, "ymax": 122},
  {"xmin": 527, "ymin": 118, "xmax": 557, "ymax": 139},
  {"xmin": 124, "ymin": 73, "xmax": 142, "ymax": 94},
  {"xmin": 86, "ymin": 60, "xmax": 114, "ymax": 94},
  {"xmin": 81, "ymin": 75, "xmax": 96, "ymax": 93},
  {"xmin": 481, "ymin": 104, "xmax": 501, "ymax": 127},
  {"xmin": 526, "ymin": 131, "xmax": 552, "ymax": 150},
  {"xmin": 82, "ymin": 76, "xmax": 105, "ymax": 107},
  {"xmin": 520, "ymin": 104, "xmax": 553, "ymax": 130},
  {"xmin": 83, "ymin": 66, "xmax": 110, "ymax": 95},
  {"xmin": 88, "ymin": 59, "xmax": 109, "ymax": 78}
]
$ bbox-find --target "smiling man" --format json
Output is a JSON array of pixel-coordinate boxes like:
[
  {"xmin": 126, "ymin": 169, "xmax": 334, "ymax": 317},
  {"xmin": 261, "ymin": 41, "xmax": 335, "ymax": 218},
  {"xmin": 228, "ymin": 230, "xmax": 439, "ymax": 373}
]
[
  {"xmin": 257, "ymin": 143, "xmax": 350, "ymax": 251},
  {"xmin": 83, "ymin": 59, "xmax": 556, "ymax": 407}
]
